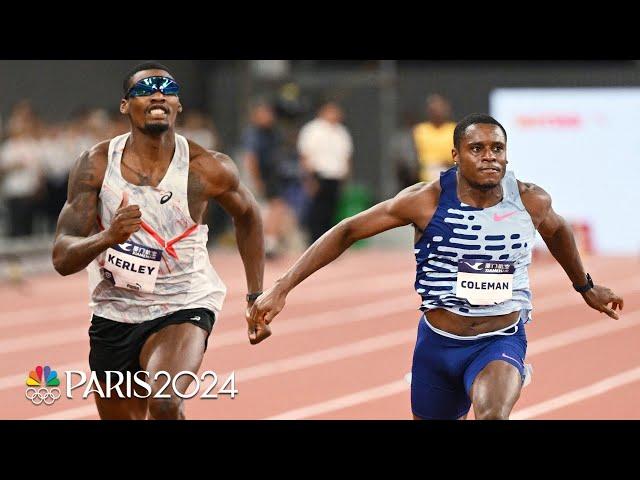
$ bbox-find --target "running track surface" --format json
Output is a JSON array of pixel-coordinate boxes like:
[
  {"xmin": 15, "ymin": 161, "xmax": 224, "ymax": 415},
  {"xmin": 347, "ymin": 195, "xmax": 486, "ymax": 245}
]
[{"xmin": 1, "ymin": 249, "xmax": 638, "ymax": 420}]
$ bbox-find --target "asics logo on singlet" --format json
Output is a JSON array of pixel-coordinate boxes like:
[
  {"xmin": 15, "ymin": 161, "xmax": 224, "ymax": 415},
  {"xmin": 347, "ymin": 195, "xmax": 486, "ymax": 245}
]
[
  {"xmin": 493, "ymin": 211, "xmax": 518, "ymax": 222},
  {"xmin": 464, "ymin": 262, "xmax": 484, "ymax": 271},
  {"xmin": 119, "ymin": 242, "xmax": 132, "ymax": 252},
  {"xmin": 160, "ymin": 192, "xmax": 173, "ymax": 204}
]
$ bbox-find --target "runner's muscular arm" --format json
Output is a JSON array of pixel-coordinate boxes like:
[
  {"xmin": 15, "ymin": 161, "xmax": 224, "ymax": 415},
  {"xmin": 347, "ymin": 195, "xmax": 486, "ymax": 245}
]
[
  {"xmin": 249, "ymin": 181, "xmax": 440, "ymax": 334},
  {"xmin": 193, "ymin": 150, "xmax": 265, "ymax": 299},
  {"xmin": 52, "ymin": 146, "xmax": 141, "ymax": 276},
  {"xmin": 520, "ymin": 181, "xmax": 624, "ymax": 319},
  {"xmin": 52, "ymin": 150, "xmax": 106, "ymax": 275}
]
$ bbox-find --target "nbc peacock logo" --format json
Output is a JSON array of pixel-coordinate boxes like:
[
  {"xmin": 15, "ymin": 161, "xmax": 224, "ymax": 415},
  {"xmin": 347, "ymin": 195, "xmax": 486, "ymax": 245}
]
[{"xmin": 25, "ymin": 365, "xmax": 62, "ymax": 405}]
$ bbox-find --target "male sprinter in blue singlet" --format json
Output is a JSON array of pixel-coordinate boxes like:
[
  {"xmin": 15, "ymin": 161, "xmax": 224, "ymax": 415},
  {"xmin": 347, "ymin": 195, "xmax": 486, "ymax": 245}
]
[{"xmin": 249, "ymin": 113, "xmax": 624, "ymax": 420}]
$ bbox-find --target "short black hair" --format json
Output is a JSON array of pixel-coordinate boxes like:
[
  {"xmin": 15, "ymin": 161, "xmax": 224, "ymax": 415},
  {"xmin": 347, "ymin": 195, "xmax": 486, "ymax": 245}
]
[
  {"xmin": 122, "ymin": 61, "xmax": 173, "ymax": 97},
  {"xmin": 453, "ymin": 113, "xmax": 507, "ymax": 149}
]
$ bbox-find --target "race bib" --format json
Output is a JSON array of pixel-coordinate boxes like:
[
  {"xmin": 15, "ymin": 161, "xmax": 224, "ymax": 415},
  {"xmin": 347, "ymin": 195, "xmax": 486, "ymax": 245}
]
[
  {"xmin": 456, "ymin": 260, "xmax": 515, "ymax": 306},
  {"xmin": 101, "ymin": 240, "xmax": 162, "ymax": 293}
]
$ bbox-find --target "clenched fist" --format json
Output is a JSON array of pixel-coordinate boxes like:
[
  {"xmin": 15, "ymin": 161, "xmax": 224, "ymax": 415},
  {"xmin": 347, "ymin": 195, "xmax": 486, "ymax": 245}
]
[
  {"xmin": 246, "ymin": 286, "xmax": 287, "ymax": 344},
  {"xmin": 106, "ymin": 191, "xmax": 141, "ymax": 245}
]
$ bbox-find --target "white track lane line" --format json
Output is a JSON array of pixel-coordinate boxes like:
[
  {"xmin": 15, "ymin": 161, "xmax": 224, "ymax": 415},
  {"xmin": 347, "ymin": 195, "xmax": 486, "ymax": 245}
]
[
  {"xmin": 511, "ymin": 366, "xmax": 640, "ymax": 419},
  {"xmin": 30, "ymin": 405, "xmax": 99, "ymax": 421},
  {"xmin": 3, "ymin": 270, "xmax": 638, "ymax": 355},
  {"xmin": 266, "ymin": 380, "xmax": 409, "ymax": 420},
  {"xmin": 0, "ymin": 270, "xmax": 411, "ymax": 332},
  {"xmin": 0, "ymin": 259, "xmax": 581, "ymax": 329},
  {"xmin": 38, "ymin": 308, "xmax": 640, "ymax": 420},
  {"xmin": 262, "ymin": 309, "xmax": 640, "ymax": 420}
]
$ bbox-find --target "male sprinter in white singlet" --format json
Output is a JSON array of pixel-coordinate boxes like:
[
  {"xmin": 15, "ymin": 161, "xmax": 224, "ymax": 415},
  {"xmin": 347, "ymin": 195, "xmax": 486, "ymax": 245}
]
[
  {"xmin": 249, "ymin": 113, "xmax": 624, "ymax": 420},
  {"xmin": 53, "ymin": 62, "xmax": 271, "ymax": 420}
]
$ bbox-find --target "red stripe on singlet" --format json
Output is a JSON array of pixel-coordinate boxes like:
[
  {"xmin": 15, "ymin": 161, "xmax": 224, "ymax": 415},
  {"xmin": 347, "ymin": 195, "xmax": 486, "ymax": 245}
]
[
  {"xmin": 139, "ymin": 220, "xmax": 199, "ymax": 260},
  {"xmin": 99, "ymin": 215, "xmax": 197, "ymax": 261},
  {"xmin": 165, "ymin": 224, "xmax": 199, "ymax": 259},
  {"xmin": 140, "ymin": 220, "xmax": 167, "ymax": 250}
]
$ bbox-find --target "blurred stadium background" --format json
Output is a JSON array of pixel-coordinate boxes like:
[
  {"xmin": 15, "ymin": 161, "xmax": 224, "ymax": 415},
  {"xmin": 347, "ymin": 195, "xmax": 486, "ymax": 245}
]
[{"xmin": 1, "ymin": 60, "xmax": 638, "ymax": 419}]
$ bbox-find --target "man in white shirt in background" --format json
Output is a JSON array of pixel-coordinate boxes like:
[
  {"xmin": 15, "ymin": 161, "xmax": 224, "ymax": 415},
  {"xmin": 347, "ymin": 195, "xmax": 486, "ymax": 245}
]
[
  {"xmin": 297, "ymin": 101, "xmax": 353, "ymax": 244},
  {"xmin": 0, "ymin": 101, "xmax": 45, "ymax": 238}
]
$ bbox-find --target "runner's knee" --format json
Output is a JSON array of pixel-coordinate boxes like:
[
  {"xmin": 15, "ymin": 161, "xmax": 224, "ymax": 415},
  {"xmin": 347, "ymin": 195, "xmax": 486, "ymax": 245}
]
[
  {"xmin": 96, "ymin": 404, "xmax": 147, "ymax": 420},
  {"xmin": 148, "ymin": 397, "xmax": 184, "ymax": 420},
  {"xmin": 474, "ymin": 403, "xmax": 511, "ymax": 420}
]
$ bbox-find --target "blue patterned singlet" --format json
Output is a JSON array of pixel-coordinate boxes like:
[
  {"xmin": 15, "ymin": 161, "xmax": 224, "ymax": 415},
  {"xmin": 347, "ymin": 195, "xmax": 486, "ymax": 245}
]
[{"xmin": 414, "ymin": 166, "xmax": 535, "ymax": 320}]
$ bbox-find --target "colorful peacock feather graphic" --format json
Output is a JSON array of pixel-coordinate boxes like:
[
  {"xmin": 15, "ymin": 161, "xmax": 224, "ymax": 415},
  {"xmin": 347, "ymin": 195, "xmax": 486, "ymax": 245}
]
[{"xmin": 25, "ymin": 365, "xmax": 60, "ymax": 387}]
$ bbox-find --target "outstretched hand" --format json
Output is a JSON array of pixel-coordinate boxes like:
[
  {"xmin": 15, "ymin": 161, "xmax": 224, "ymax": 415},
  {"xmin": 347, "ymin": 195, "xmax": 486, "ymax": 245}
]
[
  {"xmin": 246, "ymin": 286, "xmax": 287, "ymax": 344},
  {"xmin": 582, "ymin": 285, "xmax": 624, "ymax": 320},
  {"xmin": 246, "ymin": 303, "xmax": 272, "ymax": 345}
]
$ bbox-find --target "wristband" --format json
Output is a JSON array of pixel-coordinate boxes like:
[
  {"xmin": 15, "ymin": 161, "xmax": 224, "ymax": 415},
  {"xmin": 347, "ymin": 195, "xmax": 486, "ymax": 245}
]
[
  {"xmin": 246, "ymin": 292, "xmax": 263, "ymax": 302},
  {"xmin": 573, "ymin": 273, "xmax": 594, "ymax": 293}
]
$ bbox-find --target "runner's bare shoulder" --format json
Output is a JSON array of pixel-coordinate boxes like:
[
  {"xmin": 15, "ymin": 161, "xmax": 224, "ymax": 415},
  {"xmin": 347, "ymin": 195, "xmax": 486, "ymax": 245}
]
[
  {"xmin": 187, "ymin": 139, "xmax": 239, "ymax": 197},
  {"xmin": 392, "ymin": 179, "xmax": 442, "ymax": 232},
  {"xmin": 517, "ymin": 180, "xmax": 552, "ymax": 227},
  {"xmin": 69, "ymin": 140, "xmax": 110, "ymax": 193}
]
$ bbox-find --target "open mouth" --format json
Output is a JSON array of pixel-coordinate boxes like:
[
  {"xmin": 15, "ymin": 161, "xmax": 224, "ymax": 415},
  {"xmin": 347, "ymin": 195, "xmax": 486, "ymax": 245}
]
[{"xmin": 146, "ymin": 106, "xmax": 169, "ymax": 117}]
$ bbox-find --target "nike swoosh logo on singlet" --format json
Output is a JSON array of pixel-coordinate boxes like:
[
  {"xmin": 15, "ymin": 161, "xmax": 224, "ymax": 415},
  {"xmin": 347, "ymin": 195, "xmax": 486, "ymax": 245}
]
[
  {"xmin": 493, "ymin": 211, "xmax": 518, "ymax": 221},
  {"xmin": 502, "ymin": 353, "xmax": 523, "ymax": 368}
]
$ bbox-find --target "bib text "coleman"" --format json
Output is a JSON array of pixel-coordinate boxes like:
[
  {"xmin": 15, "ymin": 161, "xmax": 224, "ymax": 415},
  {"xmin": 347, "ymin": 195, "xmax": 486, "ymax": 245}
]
[{"xmin": 456, "ymin": 260, "xmax": 515, "ymax": 306}]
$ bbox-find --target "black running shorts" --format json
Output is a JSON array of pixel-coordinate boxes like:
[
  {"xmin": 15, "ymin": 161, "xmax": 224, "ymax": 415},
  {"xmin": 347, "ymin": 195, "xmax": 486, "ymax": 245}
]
[{"xmin": 88, "ymin": 308, "xmax": 216, "ymax": 382}]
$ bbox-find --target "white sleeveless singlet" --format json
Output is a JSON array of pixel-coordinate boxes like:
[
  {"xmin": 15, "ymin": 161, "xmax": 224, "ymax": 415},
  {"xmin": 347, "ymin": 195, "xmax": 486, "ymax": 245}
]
[{"xmin": 86, "ymin": 133, "xmax": 227, "ymax": 323}]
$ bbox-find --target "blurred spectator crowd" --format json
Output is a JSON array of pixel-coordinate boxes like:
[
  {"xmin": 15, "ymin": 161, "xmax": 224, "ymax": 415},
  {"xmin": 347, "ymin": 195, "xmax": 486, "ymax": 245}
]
[
  {"xmin": 0, "ymin": 90, "xmax": 458, "ymax": 262},
  {"xmin": 0, "ymin": 100, "xmax": 220, "ymax": 240}
]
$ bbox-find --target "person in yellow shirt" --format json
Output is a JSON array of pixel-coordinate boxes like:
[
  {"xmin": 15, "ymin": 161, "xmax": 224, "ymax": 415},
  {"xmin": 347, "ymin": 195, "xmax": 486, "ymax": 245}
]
[{"xmin": 413, "ymin": 94, "xmax": 456, "ymax": 183}]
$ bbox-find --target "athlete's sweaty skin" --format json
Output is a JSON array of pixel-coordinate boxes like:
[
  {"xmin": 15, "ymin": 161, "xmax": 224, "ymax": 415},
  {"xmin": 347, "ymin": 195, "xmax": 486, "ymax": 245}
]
[
  {"xmin": 250, "ymin": 122, "xmax": 624, "ymax": 420},
  {"xmin": 52, "ymin": 67, "xmax": 269, "ymax": 419}
]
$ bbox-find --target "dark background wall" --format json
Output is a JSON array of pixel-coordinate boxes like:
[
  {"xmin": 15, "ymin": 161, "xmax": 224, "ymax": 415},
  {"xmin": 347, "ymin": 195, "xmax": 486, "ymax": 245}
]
[
  {"xmin": 0, "ymin": 60, "xmax": 206, "ymax": 121},
  {"xmin": 3, "ymin": 60, "xmax": 639, "ymax": 199},
  {"xmin": 396, "ymin": 61, "xmax": 640, "ymax": 120},
  {"xmin": 5, "ymin": 61, "xmax": 638, "ymax": 126}
]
